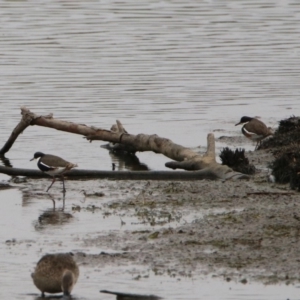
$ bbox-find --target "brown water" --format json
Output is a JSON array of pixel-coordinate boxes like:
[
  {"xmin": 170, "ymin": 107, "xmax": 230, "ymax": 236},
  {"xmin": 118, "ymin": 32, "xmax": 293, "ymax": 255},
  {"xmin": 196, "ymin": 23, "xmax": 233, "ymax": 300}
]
[{"xmin": 0, "ymin": 0, "xmax": 300, "ymax": 298}]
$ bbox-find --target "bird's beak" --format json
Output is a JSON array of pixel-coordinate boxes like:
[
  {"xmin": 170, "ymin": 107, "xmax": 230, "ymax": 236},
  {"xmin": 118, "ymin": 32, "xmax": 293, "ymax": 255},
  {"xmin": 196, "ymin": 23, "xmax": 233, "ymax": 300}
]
[
  {"xmin": 235, "ymin": 122, "xmax": 241, "ymax": 126},
  {"xmin": 30, "ymin": 157, "xmax": 35, "ymax": 161}
]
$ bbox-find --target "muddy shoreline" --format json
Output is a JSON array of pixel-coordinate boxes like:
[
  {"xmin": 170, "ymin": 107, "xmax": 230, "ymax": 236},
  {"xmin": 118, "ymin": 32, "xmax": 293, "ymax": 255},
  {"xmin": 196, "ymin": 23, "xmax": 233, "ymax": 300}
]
[
  {"xmin": 6, "ymin": 146, "xmax": 298, "ymax": 298},
  {"xmin": 38, "ymin": 149, "xmax": 299, "ymax": 287}
]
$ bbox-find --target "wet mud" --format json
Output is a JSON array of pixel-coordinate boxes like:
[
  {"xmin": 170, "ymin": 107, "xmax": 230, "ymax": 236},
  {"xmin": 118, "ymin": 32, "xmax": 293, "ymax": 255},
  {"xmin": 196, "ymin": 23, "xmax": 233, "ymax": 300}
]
[{"xmin": 15, "ymin": 147, "xmax": 300, "ymax": 291}]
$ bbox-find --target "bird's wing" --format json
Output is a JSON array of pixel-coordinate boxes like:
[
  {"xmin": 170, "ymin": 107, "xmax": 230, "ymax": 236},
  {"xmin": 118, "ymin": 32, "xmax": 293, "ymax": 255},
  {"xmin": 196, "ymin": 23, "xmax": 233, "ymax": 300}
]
[
  {"xmin": 246, "ymin": 120, "xmax": 268, "ymax": 136},
  {"xmin": 42, "ymin": 155, "xmax": 71, "ymax": 168}
]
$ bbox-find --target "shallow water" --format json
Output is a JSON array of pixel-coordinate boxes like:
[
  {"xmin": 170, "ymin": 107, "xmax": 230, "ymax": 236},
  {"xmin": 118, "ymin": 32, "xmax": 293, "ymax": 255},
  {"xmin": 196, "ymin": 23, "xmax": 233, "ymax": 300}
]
[
  {"xmin": 2, "ymin": 188, "xmax": 300, "ymax": 300},
  {"xmin": 1, "ymin": 0, "xmax": 300, "ymax": 298}
]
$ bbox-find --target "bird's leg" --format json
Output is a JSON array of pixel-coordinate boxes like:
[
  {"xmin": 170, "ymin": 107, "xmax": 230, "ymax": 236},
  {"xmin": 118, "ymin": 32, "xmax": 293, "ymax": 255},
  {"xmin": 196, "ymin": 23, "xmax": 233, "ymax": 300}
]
[
  {"xmin": 46, "ymin": 177, "xmax": 56, "ymax": 192},
  {"xmin": 41, "ymin": 292, "xmax": 45, "ymax": 298},
  {"xmin": 47, "ymin": 194, "xmax": 56, "ymax": 210},
  {"xmin": 48, "ymin": 194, "xmax": 56, "ymax": 210},
  {"xmin": 62, "ymin": 193, "xmax": 65, "ymax": 210},
  {"xmin": 61, "ymin": 176, "xmax": 66, "ymax": 194},
  {"xmin": 255, "ymin": 140, "xmax": 261, "ymax": 151}
]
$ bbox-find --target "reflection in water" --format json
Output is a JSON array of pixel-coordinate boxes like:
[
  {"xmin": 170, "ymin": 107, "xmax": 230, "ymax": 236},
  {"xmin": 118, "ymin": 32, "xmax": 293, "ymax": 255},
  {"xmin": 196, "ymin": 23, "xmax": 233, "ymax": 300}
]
[
  {"xmin": 47, "ymin": 193, "xmax": 66, "ymax": 211},
  {"xmin": 101, "ymin": 142, "xmax": 149, "ymax": 171},
  {"xmin": 109, "ymin": 151, "xmax": 149, "ymax": 171},
  {"xmin": 22, "ymin": 190, "xmax": 65, "ymax": 210},
  {"xmin": 0, "ymin": 155, "xmax": 12, "ymax": 168},
  {"xmin": 22, "ymin": 190, "xmax": 51, "ymax": 207},
  {"xmin": 34, "ymin": 207, "xmax": 73, "ymax": 231}
]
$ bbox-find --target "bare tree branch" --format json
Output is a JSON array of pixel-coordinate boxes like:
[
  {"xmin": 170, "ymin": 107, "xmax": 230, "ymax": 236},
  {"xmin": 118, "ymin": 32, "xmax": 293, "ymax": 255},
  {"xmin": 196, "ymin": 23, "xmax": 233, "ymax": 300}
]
[{"xmin": 0, "ymin": 107, "xmax": 250, "ymax": 181}]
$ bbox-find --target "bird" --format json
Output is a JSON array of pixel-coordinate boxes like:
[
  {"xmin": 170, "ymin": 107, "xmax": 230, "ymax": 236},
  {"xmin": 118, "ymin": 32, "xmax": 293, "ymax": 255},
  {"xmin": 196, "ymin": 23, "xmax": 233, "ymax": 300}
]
[
  {"xmin": 235, "ymin": 116, "xmax": 273, "ymax": 150},
  {"xmin": 31, "ymin": 252, "xmax": 79, "ymax": 298},
  {"xmin": 30, "ymin": 152, "xmax": 78, "ymax": 193}
]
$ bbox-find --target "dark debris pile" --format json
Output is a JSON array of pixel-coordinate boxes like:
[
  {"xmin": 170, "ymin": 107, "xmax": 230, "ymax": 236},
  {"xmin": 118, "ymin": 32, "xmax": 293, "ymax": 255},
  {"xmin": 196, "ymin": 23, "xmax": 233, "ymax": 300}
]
[
  {"xmin": 220, "ymin": 147, "xmax": 256, "ymax": 175},
  {"xmin": 260, "ymin": 116, "xmax": 300, "ymax": 152},
  {"xmin": 261, "ymin": 116, "xmax": 300, "ymax": 191}
]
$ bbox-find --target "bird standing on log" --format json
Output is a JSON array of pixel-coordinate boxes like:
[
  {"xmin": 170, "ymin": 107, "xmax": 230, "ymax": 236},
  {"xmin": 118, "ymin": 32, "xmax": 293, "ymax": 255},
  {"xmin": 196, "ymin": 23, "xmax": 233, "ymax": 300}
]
[
  {"xmin": 30, "ymin": 152, "xmax": 77, "ymax": 193},
  {"xmin": 235, "ymin": 116, "xmax": 273, "ymax": 150}
]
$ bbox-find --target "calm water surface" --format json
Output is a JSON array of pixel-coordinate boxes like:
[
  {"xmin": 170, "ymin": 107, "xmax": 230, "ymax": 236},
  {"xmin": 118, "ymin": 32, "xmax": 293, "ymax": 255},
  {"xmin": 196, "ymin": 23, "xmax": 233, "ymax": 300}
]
[
  {"xmin": 0, "ymin": 0, "xmax": 300, "ymax": 299},
  {"xmin": 0, "ymin": 0, "xmax": 300, "ymax": 172}
]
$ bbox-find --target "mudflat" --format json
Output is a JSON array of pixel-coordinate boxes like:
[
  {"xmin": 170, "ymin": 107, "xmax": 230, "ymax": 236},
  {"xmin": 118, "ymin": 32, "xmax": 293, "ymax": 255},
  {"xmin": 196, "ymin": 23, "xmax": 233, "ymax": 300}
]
[{"xmin": 65, "ymin": 150, "xmax": 299, "ymax": 285}]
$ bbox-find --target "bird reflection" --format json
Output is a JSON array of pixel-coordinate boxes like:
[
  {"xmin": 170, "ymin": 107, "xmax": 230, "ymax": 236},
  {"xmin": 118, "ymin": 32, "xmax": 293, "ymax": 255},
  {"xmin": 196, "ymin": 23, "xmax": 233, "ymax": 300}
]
[
  {"xmin": 108, "ymin": 151, "xmax": 149, "ymax": 171},
  {"xmin": 100, "ymin": 290, "xmax": 162, "ymax": 300},
  {"xmin": 50, "ymin": 193, "xmax": 68, "ymax": 210},
  {"xmin": 34, "ymin": 207, "xmax": 73, "ymax": 231},
  {"xmin": 101, "ymin": 142, "xmax": 149, "ymax": 171},
  {"xmin": 34, "ymin": 194, "xmax": 73, "ymax": 231},
  {"xmin": 22, "ymin": 190, "xmax": 66, "ymax": 210}
]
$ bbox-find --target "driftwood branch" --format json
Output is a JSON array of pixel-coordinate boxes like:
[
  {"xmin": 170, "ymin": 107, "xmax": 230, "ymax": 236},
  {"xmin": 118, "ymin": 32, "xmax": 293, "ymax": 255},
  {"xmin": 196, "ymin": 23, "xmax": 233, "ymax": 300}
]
[
  {"xmin": 0, "ymin": 107, "xmax": 250, "ymax": 181},
  {"xmin": 0, "ymin": 109, "xmax": 44, "ymax": 155}
]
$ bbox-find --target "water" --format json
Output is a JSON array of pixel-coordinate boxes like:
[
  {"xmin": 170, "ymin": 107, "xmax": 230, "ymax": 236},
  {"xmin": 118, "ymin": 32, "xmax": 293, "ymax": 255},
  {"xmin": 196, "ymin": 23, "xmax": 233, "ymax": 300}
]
[
  {"xmin": 2, "ymin": 188, "xmax": 300, "ymax": 300},
  {"xmin": 0, "ymin": 0, "xmax": 300, "ymax": 298},
  {"xmin": 1, "ymin": 0, "xmax": 300, "ymax": 173}
]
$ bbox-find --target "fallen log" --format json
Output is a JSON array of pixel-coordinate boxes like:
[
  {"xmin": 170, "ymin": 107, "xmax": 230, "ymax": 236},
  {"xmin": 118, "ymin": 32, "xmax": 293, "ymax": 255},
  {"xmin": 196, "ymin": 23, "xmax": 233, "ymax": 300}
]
[
  {"xmin": 0, "ymin": 107, "xmax": 250, "ymax": 180},
  {"xmin": 0, "ymin": 165, "xmax": 248, "ymax": 181}
]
